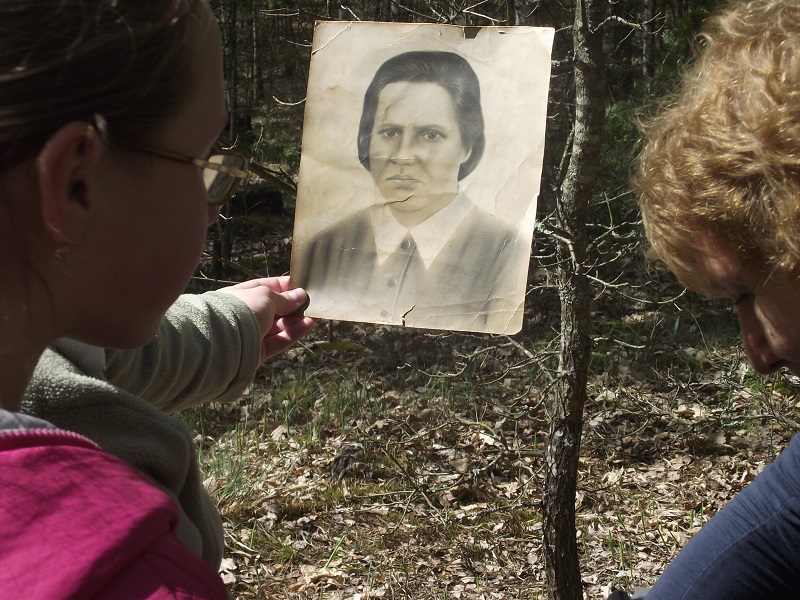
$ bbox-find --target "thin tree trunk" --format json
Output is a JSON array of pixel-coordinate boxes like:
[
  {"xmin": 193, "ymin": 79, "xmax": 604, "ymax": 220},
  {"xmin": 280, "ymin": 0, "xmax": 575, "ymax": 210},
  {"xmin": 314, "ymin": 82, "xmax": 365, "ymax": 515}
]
[
  {"xmin": 253, "ymin": 0, "xmax": 264, "ymax": 103},
  {"xmin": 227, "ymin": 0, "xmax": 239, "ymax": 142},
  {"xmin": 642, "ymin": 0, "xmax": 656, "ymax": 77},
  {"xmin": 542, "ymin": 0, "xmax": 606, "ymax": 598},
  {"xmin": 506, "ymin": 0, "xmax": 518, "ymax": 25}
]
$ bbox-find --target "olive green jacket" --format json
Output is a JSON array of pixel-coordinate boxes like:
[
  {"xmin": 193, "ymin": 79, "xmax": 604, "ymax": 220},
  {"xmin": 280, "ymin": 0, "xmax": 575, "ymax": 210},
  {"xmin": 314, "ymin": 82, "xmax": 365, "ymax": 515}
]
[{"xmin": 22, "ymin": 292, "xmax": 261, "ymax": 569}]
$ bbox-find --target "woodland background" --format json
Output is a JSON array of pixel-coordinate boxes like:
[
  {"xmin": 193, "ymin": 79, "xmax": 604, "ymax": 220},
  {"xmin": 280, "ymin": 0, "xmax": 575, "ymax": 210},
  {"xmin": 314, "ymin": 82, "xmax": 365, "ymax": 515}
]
[{"xmin": 183, "ymin": 1, "xmax": 800, "ymax": 598}]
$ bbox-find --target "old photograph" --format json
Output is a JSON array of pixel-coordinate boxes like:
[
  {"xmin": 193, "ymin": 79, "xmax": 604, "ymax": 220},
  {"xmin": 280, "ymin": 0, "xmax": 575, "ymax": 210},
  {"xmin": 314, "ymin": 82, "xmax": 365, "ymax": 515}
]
[{"xmin": 290, "ymin": 22, "xmax": 553, "ymax": 334}]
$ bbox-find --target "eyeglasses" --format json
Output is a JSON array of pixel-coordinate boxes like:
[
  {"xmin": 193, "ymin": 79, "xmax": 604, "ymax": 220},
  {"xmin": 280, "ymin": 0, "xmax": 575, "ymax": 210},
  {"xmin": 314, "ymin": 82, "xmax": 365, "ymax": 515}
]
[{"xmin": 117, "ymin": 139, "xmax": 250, "ymax": 207}]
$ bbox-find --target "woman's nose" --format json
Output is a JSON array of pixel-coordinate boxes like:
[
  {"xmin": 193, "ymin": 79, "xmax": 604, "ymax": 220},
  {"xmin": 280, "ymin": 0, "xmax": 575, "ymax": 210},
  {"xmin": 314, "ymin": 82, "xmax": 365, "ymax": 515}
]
[
  {"xmin": 390, "ymin": 133, "xmax": 416, "ymax": 164},
  {"xmin": 736, "ymin": 303, "xmax": 781, "ymax": 374}
]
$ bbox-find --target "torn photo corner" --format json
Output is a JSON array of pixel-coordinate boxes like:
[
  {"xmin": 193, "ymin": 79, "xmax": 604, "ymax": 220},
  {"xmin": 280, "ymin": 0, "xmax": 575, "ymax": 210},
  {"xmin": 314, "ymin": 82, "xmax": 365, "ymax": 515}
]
[{"xmin": 289, "ymin": 21, "xmax": 554, "ymax": 335}]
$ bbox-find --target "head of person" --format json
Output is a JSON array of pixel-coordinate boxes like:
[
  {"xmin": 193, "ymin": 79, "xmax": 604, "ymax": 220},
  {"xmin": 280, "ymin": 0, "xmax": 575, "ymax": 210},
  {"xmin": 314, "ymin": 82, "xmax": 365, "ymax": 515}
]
[
  {"xmin": 0, "ymin": 1, "xmax": 243, "ymax": 365},
  {"xmin": 634, "ymin": 0, "xmax": 800, "ymax": 375},
  {"xmin": 357, "ymin": 51, "xmax": 485, "ymax": 223}
]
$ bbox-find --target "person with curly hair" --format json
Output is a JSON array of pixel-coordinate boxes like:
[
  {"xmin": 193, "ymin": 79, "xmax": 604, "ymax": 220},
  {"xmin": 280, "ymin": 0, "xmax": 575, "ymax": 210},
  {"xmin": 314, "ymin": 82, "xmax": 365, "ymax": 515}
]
[{"xmin": 633, "ymin": 0, "xmax": 800, "ymax": 597}]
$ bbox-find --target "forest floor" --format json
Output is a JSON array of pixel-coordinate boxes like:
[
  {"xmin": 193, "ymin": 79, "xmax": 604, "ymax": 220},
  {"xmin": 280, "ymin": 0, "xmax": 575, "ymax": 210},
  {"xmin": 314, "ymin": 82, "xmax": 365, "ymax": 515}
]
[{"xmin": 183, "ymin": 206, "xmax": 800, "ymax": 599}]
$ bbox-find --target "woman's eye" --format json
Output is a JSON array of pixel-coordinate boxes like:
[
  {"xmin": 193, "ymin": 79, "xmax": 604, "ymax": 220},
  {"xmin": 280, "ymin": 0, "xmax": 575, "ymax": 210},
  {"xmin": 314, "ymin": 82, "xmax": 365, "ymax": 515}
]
[{"xmin": 422, "ymin": 131, "xmax": 443, "ymax": 140}]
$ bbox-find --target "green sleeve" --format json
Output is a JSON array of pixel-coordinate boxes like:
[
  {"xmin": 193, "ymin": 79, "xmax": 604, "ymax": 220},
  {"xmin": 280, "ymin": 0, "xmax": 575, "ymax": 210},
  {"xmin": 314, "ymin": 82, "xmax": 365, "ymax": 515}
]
[{"xmin": 103, "ymin": 291, "xmax": 261, "ymax": 413}]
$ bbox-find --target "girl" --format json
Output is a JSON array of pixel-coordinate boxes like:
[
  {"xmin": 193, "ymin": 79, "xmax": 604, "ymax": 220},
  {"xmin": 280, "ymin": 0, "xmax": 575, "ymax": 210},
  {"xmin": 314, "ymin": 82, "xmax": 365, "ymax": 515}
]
[{"xmin": 0, "ymin": 1, "xmax": 312, "ymax": 597}]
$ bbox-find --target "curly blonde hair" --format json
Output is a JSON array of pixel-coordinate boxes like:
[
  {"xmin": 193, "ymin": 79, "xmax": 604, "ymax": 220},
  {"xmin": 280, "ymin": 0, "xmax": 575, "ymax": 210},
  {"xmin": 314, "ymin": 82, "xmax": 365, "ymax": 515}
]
[{"xmin": 633, "ymin": 0, "xmax": 800, "ymax": 295}]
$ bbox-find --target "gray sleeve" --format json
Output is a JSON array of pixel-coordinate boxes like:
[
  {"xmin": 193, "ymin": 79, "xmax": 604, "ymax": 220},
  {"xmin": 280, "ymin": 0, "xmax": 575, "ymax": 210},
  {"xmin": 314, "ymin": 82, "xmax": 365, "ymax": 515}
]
[{"xmin": 103, "ymin": 291, "xmax": 261, "ymax": 413}]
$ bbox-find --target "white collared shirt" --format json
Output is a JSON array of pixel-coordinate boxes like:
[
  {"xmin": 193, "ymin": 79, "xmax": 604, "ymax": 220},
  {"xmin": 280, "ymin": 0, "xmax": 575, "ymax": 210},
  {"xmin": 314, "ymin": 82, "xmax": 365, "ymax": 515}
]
[{"xmin": 369, "ymin": 192, "xmax": 474, "ymax": 269}]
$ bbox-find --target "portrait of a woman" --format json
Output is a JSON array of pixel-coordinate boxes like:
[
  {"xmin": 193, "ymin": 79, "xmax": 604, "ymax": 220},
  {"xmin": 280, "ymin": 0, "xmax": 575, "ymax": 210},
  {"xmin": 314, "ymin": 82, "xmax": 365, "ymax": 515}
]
[{"xmin": 294, "ymin": 50, "xmax": 524, "ymax": 333}]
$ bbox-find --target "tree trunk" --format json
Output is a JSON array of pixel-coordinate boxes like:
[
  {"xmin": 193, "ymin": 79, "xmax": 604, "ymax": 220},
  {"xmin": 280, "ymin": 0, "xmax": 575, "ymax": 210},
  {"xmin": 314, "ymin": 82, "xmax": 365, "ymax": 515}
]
[
  {"xmin": 226, "ymin": 0, "xmax": 239, "ymax": 143},
  {"xmin": 506, "ymin": 0, "xmax": 518, "ymax": 25},
  {"xmin": 642, "ymin": 0, "xmax": 656, "ymax": 78},
  {"xmin": 542, "ymin": 0, "xmax": 606, "ymax": 599},
  {"xmin": 252, "ymin": 0, "xmax": 264, "ymax": 103}
]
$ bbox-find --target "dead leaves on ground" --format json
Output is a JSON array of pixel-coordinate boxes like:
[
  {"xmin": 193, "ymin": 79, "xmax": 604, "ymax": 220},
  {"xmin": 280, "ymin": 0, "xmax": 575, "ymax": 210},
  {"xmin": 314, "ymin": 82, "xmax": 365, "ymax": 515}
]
[{"xmin": 188, "ymin": 306, "xmax": 799, "ymax": 599}]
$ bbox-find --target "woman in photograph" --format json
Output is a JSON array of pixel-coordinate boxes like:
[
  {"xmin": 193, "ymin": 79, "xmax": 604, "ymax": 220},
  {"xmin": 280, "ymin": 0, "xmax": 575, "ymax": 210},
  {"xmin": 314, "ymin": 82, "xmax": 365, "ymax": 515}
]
[{"xmin": 295, "ymin": 50, "xmax": 523, "ymax": 333}]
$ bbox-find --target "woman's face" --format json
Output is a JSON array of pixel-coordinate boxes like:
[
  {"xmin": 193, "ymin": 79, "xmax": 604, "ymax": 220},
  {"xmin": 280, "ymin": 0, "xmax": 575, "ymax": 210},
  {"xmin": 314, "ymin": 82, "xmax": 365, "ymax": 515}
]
[
  {"xmin": 67, "ymin": 2, "xmax": 227, "ymax": 348},
  {"xmin": 368, "ymin": 81, "xmax": 470, "ymax": 224},
  {"xmin": 692, "ymin": 234, "xmax": 800, "ymax": 376}
]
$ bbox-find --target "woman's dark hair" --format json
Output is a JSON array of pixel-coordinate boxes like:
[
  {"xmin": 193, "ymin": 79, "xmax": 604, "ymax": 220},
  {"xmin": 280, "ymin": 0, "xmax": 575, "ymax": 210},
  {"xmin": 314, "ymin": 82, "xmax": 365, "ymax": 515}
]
[
  {"xmin": 357, "ymin": 50, "xmax": 485, "ymax": 181},
  {"xmin": 0, "ymin": 0, "xmax": 200, "ymax": 171}
]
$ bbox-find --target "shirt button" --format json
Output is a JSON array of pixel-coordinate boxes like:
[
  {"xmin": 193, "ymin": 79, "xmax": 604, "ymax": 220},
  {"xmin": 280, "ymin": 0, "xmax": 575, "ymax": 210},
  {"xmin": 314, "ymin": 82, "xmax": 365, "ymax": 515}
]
[
  {"xmin": 387, "ymin": 278, "xmax": 397, "ymax": 288},
  {"xmin": 400, "ymin": 239, "xmax": 411, "ymax": 250},
  {"xmin": 380, "ymin": 309, "xmax": 389, "ymax": 318}
]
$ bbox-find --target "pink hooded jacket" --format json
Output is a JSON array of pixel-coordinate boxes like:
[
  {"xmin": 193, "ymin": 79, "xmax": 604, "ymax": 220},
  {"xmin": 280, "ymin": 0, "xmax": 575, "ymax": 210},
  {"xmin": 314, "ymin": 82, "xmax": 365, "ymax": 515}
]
[{"xmin": 0, "ymin": 427, "xmax": 228, "ymax": 600}]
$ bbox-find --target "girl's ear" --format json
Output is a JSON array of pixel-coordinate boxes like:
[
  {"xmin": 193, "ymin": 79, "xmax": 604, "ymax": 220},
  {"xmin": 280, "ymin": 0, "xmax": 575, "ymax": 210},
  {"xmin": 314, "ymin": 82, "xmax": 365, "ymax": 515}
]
[{"xmin": 36, "ymin": 121, "xmax": 105, "ymax": 247}]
